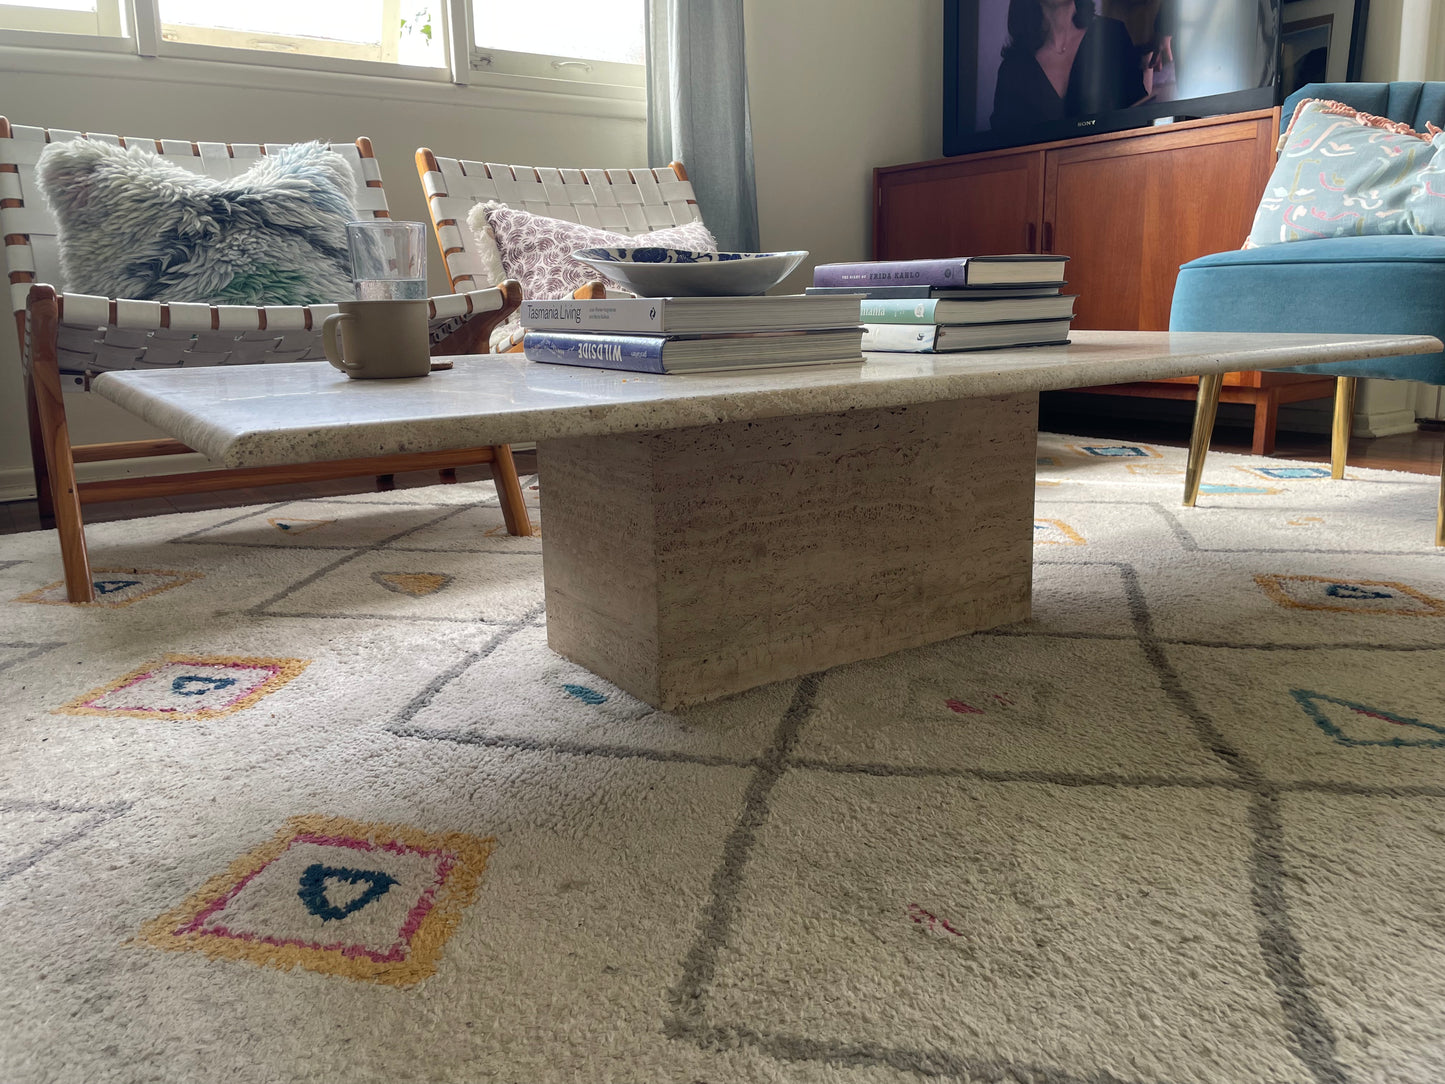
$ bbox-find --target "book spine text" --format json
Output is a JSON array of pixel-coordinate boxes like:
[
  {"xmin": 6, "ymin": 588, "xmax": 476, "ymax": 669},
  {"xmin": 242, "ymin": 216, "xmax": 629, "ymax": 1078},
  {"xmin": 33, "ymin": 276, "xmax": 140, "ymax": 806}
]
[
  {"xmin": 858, "ymin": 299, "xmax": 939, "ymax": 324},
  {"xmin": 523, "ymin": 332, "xmax": 667, "ymax": 373},
  {"xmin": 814, "ymin": 259, "xmax": 969, "ymax": 289},
  {"xmin": 520, "ymin": 299, "xmax": 664, "ymax": 333}
]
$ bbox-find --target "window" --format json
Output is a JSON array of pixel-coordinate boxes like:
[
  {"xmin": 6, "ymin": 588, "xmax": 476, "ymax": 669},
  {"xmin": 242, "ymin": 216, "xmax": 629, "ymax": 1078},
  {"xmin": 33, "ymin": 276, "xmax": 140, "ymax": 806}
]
[
  {"xmin": 156, "ymin": 0, "xmax": 444, "ymax": 67},
  {"xmin": 0, "ymin": 0, "xmax": 125, "ymax": 37},
  {"xmin": 470, "ymin": 0, "xmax": 644, "ymax": 79},
  {"xmin": 0, "ymin": 0, "xmax": 645, "ymax": 91}
]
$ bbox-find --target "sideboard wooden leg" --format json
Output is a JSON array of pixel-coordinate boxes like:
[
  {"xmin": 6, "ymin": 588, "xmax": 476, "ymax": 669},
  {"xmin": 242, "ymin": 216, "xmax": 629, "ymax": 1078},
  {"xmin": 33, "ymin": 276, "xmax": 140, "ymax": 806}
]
[{"xmin": 1251, "ymin": 389, "xmax": 1281, "ymax": 456}]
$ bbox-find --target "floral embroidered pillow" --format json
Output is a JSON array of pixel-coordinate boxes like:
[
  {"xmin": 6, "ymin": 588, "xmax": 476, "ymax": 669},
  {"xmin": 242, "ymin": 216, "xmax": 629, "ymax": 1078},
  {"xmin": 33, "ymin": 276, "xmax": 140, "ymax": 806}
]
[
  {"xmin": 1243, "ymin": 98, "xmax": 1445, "ymax": 248},
  {"xmin": 466, "ymin": 202, "xmax": 717, "ymax": 299},
  {"xmin": 466, "ymin": 202, "xmax": 718, "ymax": 350}
]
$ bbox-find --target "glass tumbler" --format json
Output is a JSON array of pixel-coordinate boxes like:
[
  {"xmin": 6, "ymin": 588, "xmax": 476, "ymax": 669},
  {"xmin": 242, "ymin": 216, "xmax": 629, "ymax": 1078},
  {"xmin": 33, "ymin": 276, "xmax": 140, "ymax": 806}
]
[{"xmin": 346, "ymin": 219, "xmax": 428, "ymax": 300}]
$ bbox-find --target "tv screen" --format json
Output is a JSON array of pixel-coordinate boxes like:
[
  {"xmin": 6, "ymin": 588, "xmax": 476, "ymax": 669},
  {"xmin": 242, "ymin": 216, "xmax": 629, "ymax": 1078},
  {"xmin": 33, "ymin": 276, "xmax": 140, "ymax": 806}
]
[{"xmin": 944, "ymin": 0, "xmax": 1280, "ymax": 156}]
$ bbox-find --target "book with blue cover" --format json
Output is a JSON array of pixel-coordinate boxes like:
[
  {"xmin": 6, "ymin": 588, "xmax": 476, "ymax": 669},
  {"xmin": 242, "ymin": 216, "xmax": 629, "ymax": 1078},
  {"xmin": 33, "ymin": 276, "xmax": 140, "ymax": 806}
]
[{"xmin": 523, "ymin": 328, "xmax": 866, "ymax": 374}]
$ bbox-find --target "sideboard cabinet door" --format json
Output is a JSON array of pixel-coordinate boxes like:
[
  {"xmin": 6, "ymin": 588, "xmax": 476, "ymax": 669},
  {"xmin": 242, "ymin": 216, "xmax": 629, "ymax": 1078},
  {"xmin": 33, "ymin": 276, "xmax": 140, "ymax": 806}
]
[
  {"xmin": 873, "ymin": 150, "xmax": 1044, "ymax": 261},
  {"xmin": 1042, "ymin": 115, "xmax": 1275, "ymax": 331}
]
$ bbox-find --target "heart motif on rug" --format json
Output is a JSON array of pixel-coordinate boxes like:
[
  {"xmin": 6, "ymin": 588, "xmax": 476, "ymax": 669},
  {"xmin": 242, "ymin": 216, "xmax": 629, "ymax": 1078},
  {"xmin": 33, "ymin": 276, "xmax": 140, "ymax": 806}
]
[
  {"xmin": 169, "ymin": 675, "xmax": 238, "ymax": 697},
  {"xmin": 372, "ymin": 572, "xmax": 454, "ymax": 597},
  {"xmin": 92, "ymin": 579, "xmax": 142, "ymax": 595},
  {"xmin": 296, "ymin": 863, "xmax": 399, "ymax": 922},
  {"xmin": 1325, "ymin": 583, "xmax": 1393, "ymax": 600}
]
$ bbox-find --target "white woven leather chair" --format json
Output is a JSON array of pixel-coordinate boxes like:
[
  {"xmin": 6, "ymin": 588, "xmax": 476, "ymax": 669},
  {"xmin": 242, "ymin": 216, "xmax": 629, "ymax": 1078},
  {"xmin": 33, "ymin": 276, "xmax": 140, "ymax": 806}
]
[
  {"xmin": 2, "ymin": 119, "xmax": 531, "ymax": 603},
  {"xmin": 414, "ymin": 150, "xmax": 701, "ymax": 351}
]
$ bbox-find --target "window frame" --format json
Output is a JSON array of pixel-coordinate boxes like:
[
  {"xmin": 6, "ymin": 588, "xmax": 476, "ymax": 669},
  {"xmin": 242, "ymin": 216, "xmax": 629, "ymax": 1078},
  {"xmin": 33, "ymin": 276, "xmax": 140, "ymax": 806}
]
[
  {"xmin": 0, "ymin": 0, "xmax": 130, "ymax": 49},
  {"xmin": 0, "ymin": 0, "xmax": 645, "ymax": 97}
]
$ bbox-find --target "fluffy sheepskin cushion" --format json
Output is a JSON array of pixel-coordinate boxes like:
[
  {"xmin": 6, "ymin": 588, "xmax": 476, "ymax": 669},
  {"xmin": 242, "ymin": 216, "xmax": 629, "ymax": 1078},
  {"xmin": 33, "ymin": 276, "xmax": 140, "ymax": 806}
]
[{"xmin": 35, "ymin": 138, "xmax": 359, "ymax": 305}]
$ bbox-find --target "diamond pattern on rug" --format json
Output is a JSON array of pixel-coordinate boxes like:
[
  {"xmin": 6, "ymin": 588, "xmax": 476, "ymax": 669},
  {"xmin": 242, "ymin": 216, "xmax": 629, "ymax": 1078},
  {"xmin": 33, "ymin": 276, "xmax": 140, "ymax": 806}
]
[
  {"xmin": 14, "ymin": 568, "xmax": 202, "ymax": 608},
  {"xmin": 136, "ymin": 815, "xmax": 494, "ymax": 987},
  {"xmin": 1241, "ymin": 465, "xmax": 1331, "ymax": 480},
  {"xmin": 57, "ymin": 654, "xmax": 310, "ymax": 720},
  {"xmin": 1256, "ymin": 574, "xmax": 1445, "ymax": 616},
  {"xmin": 1033, "ymin": 518, "xmax": 1085, "ymax": 546},
  {"xmin": 177, "ymin": 502, "xmax": 440, "ymax": 549},
  {"xmin": 371, "ymin": 571, "xmax": 455, "ymax": 597},
  {"xmin": 1126, "ymin": 462, "xmax": 1185, "ymax": 477},
  {"xmin": 267, "ymin": 517, "xmax": 336, "ymax": 535},
  {"xmin": 1068, "ymin": 442, "xmax": 1161, "ymax": 458},
  {"xmin": 260, "ymin": 550, "xmax": 542, "ymax": 623},
  {"xmin": 1198, "ymin": 482, "xmax": 1281, "ymax": 495},
  {"xmin": 1293, "ymin": 690, "xmax": 1445, "ymax": 747},
  {"xmin": 1166, "ymin": 644, "xmax": 1445, "ymax": 788}
]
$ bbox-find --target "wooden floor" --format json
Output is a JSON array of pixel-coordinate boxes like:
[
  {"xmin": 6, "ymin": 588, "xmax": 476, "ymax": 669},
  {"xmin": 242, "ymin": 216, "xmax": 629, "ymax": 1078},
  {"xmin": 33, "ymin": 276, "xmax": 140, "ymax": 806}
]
[{"xmin": 2, "ymin": 419, "xmax": 1441, "ymax": 537}]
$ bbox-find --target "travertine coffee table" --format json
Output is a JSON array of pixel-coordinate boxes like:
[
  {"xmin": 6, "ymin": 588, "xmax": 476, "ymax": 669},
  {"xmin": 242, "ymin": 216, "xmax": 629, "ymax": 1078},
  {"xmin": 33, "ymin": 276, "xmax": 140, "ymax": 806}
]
[{"xmin": 95, "ymin": 330, "xmax": 1441, "ymax": 709}]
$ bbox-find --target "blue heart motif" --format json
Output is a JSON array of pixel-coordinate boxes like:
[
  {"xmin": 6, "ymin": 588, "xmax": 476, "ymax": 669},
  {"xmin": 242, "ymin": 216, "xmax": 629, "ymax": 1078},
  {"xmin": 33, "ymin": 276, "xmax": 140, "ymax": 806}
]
[
  {"xmin": 1325, "ymin": 583, "xmax": 1393, "ymax": 600},
  {"xmin": 297, "ymin": 863, "xmax": 398, "ymax": 921},
  {"xmin": 170, "ymin": 675, "xmax": 238, "ymax": 697},
  {"xmin": 562, "ymin": 683, "xmax": 607, "ymax": 705},
  {"xmin": 93, "ymin": 579, "xmax": 141, "ymax": 595}
]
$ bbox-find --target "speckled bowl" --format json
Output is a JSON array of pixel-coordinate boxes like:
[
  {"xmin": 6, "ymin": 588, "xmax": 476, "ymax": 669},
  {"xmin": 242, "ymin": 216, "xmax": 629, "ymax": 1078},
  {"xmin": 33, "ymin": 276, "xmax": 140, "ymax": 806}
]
[{"xmin": 571, "ymin": 248, "xmax": 808, "ymax": 297}]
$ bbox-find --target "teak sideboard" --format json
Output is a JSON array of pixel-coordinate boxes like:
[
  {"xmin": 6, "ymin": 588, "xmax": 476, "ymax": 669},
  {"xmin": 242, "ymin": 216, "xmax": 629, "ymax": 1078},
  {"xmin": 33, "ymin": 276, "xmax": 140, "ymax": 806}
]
[{"xmin": 872, "ymin": 107, "xmax": 1334, "ymax": 454}]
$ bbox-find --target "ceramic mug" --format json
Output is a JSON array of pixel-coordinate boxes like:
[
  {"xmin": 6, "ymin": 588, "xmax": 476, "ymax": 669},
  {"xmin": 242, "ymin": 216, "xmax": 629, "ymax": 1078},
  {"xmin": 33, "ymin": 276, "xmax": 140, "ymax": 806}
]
[{"xmin": 321, "ymin": 298, "xmax": 430, "ymax": 379}]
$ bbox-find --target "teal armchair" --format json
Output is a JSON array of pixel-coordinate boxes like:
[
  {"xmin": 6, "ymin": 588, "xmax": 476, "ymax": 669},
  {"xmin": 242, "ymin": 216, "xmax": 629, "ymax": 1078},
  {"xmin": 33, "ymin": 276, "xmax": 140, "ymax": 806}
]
[{"xmin": 1170, "ymin": 81, "xmax": 1445, "ymax": 544}]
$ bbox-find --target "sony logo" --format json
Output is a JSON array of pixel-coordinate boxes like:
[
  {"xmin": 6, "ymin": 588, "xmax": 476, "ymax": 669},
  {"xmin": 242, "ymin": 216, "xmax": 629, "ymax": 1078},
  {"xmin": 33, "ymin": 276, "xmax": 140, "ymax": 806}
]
[{"xmin": 1076, "ymin": 119, "xmax": 1097, "ymax": 127}]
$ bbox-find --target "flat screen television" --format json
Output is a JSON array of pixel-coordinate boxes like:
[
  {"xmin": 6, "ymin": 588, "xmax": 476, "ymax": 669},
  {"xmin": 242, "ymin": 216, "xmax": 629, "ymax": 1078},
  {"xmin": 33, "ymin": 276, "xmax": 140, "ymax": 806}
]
[{"xmin": 944, "ymin": 0, "xmax": 1280, "ymax": 157}]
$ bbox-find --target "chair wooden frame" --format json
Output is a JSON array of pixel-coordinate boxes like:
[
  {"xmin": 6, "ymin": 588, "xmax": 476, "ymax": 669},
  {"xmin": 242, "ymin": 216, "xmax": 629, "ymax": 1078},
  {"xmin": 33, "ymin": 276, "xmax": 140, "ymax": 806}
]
[
  {"xmin": 414, "ymin": 151, "xmax": 700, "ymax": 350},
  {"xmin": 2, "ymin": 120, "xmax": 532, "ymax": 603}
]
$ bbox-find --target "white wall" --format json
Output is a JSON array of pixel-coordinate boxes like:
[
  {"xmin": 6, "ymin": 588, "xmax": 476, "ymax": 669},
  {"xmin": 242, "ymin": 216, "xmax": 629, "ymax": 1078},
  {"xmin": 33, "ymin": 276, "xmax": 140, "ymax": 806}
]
[
  {"xmin": 1363, "ymin": 0, "xmax": 1445, "ymax": 82},
  {"xmin": 744, "ymin": 0, "xmax": 943, "ymax": 294}
]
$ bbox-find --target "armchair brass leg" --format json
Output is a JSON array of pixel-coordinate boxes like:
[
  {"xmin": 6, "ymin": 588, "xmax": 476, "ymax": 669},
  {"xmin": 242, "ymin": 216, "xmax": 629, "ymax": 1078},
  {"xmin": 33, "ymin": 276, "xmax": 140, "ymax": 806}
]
[
  {"xmin": 1331, "ymin": 376, "xmax": 1357, "ymax": 480},
  {"xmin": 1436, "ymin": 454, "xmax": 1443, "ymax": 547},
  {"xmin": 1183, "ymin": 373, "xmax": 1223, "ymax": 507}
]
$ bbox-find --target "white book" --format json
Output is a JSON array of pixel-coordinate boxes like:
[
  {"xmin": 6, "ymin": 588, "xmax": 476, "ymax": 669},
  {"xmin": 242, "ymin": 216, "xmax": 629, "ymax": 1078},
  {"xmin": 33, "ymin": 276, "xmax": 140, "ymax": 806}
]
[
  {"xmin": 519, "ymin": 294, "xmax": 863, "ymax": 334},
  {"xmin": 862, "ymin": 318, "xmax": 1073, "ymax": 353}
]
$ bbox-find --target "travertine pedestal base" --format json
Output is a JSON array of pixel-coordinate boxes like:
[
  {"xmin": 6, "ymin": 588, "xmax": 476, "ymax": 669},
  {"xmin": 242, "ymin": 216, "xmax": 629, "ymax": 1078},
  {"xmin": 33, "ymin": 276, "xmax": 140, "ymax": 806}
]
[{"xmin": 538, "ymin": 394, "xmax": 1038, "ymax": 709}]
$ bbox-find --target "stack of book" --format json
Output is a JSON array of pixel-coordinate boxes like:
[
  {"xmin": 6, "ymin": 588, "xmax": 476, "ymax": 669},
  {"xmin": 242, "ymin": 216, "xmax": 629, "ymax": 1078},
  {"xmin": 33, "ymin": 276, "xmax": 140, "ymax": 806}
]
[
  {"xmin": 809, "ymin": 254, "xmax": 1075, "ymax": 352},
  {"xmin": 519, "ymin": 294, "xmax": 865, "ymax": 374}
]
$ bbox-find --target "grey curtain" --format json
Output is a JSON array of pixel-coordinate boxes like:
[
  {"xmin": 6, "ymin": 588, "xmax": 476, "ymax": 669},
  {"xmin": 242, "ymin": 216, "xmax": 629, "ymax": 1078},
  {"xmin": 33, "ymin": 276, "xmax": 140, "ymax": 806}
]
[{"xmin": 645, "ymin": 0, "xmax": 761, "ymax": 252}]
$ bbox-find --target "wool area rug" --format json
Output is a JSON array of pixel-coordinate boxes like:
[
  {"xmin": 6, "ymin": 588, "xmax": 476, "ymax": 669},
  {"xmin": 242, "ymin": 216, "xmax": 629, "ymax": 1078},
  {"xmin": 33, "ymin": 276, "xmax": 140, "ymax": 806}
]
[{"xmin": 2, "ymin": 433, "xmax": 1443, "ymax": 1084}]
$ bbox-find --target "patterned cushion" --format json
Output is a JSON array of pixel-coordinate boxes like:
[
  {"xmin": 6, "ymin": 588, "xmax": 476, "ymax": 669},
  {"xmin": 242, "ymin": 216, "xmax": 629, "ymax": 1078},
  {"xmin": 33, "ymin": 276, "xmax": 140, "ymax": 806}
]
[
  {"xmin": 1244, "ymin": 98, "xmax": 1445, "ymax": 248},
  {"xmin": 35, "ymin": 138, "xmax": 358, "ymax": 305},
  {"xmin": 466, "ymin": 202, "xmax": 717, "ymax": 351},
  {"xmin": 467, "ymin": 202, "xmax": 716, "ymax": 299}
]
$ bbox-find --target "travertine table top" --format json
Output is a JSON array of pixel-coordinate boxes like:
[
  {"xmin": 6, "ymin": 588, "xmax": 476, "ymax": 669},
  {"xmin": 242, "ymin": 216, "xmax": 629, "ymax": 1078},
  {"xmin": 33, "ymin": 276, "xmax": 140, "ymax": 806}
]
[{"xmin": 92, "ymin": 330, "xmax": 1441, "ymax": 468}]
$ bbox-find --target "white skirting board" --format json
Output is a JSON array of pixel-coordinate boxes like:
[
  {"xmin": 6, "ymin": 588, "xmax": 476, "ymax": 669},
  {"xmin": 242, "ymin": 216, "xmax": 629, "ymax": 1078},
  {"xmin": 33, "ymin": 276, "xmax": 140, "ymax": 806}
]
[
  {"xmin": 1416, "ymin": 383, "xmax": 1445, "ymax": 423},
  {"xmin": 0, "ymin": 452, "xmax": 218, "ymax": 503}
]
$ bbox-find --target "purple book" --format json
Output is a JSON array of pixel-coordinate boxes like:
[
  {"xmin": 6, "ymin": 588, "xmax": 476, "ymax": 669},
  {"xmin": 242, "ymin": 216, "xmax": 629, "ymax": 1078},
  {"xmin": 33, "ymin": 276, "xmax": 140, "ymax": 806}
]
[{"xmin": 813, "ymin": 254, "xmax": 1068, "ymax": 289}]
